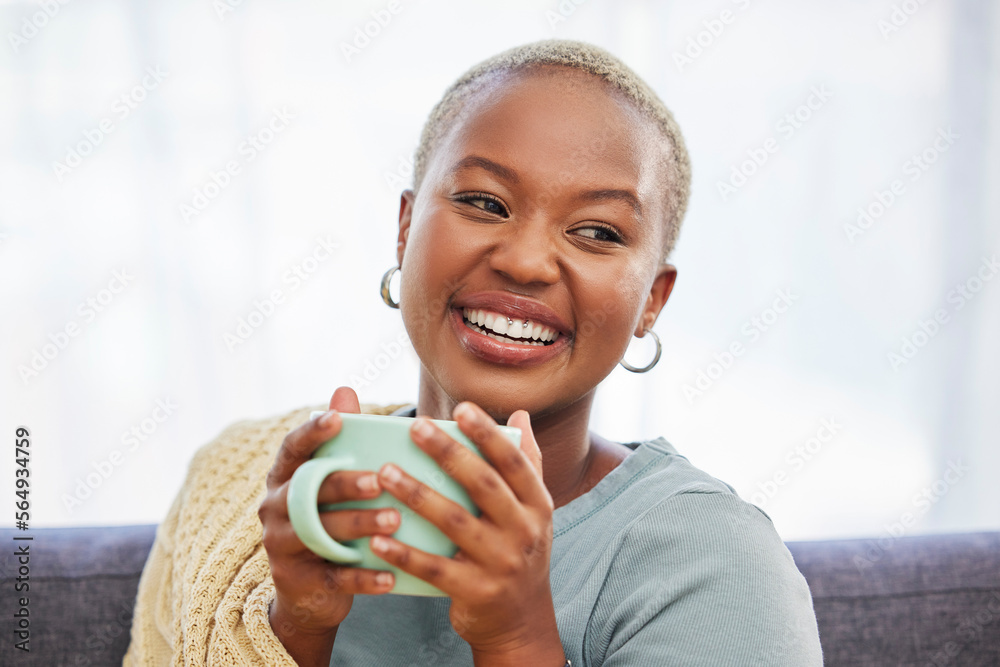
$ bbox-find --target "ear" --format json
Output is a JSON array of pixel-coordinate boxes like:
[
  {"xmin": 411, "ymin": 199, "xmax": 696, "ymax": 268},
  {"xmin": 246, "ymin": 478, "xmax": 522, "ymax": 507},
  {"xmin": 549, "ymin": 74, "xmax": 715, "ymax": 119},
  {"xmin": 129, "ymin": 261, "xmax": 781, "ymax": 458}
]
[
  {"xmin": 634, "ymin": 263, "xmax": 677, "ymax": 336},
  {"xmin": 396, "ymin": 189, "xmax": 415, "ymax": 269}
]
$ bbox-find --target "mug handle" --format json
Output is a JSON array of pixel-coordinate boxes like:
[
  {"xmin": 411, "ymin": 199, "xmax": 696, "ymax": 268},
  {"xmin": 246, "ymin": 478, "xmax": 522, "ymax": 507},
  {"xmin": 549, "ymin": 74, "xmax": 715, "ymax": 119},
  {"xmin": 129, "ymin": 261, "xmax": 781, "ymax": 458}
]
[{"xmin": 287, "ymin": 457, "xmax": 364, "ymax": 564}]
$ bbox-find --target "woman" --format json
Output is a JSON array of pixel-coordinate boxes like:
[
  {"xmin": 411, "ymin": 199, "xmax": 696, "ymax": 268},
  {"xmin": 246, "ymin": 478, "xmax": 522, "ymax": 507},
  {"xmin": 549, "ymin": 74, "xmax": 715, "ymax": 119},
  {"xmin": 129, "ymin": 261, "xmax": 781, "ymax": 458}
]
[{"xmin": 125, "ymin": 39, "xmax": 823, "ymax": 666}]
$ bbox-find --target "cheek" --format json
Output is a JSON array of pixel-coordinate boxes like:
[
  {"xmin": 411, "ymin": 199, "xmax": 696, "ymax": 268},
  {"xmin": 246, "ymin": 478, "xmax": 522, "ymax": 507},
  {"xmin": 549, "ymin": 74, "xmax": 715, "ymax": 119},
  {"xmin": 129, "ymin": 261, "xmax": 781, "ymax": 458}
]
[
  {"xmin": 572, "ymin": 268, "xmax": 647, "ymax": 350},
  {"xmin": 399, "ymin": 213, "xmax": 469, "ymax": 332},
  {"xmin": 399, "ymin": 254, "xmax": 442, "ymax": 338}
]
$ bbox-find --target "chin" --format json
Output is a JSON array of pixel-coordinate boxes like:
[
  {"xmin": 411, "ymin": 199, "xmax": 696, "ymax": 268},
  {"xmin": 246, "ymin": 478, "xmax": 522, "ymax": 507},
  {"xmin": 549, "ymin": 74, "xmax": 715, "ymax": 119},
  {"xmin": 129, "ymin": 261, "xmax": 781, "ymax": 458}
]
[
  {"xmin": 443, "ymin": 381, "xmax": 523, "ymax": 423},
  {"xmin": 438, "ymin": 372, "xmax": 588, "ymax": 426}
]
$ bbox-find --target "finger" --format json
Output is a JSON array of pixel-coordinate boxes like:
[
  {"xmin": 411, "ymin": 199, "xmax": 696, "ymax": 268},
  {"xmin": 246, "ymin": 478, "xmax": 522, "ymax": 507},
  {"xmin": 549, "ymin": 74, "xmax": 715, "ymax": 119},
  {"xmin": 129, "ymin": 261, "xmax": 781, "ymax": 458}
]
[
  {"xmin": 268, "ymin": 386, "xmax": 362, "ymax": 491},
  {"xmin": 321, "ymin": 564, "xmax": 396, "ymax": 597},
  {"xmin": 261, "ymin": 512, "xmax": 316, "ymax": 559},
  {"xmin": 263, "ymin": 513, "xmax": 396, "ymax": 569},
  {"xmin": 453, "ymin": 402, "xmax": 550, "ymax": 510},
  {"xmin": 368, "ymin": 534, "xmax": 470, "ymax": 597},
  {"xmin": 329, "ymin": 386, "xmax": 361, "ymax": 414},
  {"xmin": 377, "ymin": 462, "xmax": 505, "ymax": 565},
  {"xmin": 316, "ymin": 469, "xmax": 383, "ymax": 504},
  {"xmin": 271, "ymin": 562, "xmax": 394, "ymax": 597},
  {"xmin": 267, "ymin": 410, "xmax": 342, "ymax": 487},
  {"xmin": 407, "ymin": 418, "xmax": 522, "ymax": 525},
  {"xmin": 265, "ymin": 469, "xmax": 381, "ymax": 527},
  {"xmin": 319, "ymin": 507, "xmax": 401, "ymax": 541},
  {"xmin": 507, "ymin": 409, "xmax": 544, "ymax": 482}
]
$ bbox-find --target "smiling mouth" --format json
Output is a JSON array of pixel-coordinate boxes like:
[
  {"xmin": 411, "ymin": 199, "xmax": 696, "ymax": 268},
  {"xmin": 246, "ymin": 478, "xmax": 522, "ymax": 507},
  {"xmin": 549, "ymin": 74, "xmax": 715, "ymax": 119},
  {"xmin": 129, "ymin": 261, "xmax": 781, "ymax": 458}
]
[{"xmin": 460, "ymin": 308, "xmax": 559, "ymax": 347}]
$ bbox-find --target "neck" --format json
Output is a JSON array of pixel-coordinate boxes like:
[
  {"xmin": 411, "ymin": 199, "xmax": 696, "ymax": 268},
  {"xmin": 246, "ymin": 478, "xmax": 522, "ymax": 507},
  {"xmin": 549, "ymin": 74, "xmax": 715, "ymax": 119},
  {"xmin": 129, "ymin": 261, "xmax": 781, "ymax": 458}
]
[{"xmin": 415, "ymin": 370, "xmax": 597, "ymax": 510}]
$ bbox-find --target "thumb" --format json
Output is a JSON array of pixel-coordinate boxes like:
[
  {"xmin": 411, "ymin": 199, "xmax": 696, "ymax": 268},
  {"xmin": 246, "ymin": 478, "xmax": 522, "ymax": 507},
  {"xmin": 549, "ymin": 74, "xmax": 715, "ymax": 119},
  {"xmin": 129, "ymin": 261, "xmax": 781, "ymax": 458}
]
[
  {"xmin": 329, "ymin": 386, "xmax": 361, "ymax": 414},
  {"xmin": 507, "ymin": 409, "xmax": 542, "ymax": 480}
]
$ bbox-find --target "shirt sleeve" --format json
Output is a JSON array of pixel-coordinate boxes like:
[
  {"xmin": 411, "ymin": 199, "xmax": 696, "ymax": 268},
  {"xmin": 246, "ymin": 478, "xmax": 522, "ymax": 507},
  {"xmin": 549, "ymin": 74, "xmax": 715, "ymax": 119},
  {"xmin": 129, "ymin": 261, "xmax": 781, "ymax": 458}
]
[{"xmin": 592, "ymin": 491, "xmax": 824, "ymax": 667}]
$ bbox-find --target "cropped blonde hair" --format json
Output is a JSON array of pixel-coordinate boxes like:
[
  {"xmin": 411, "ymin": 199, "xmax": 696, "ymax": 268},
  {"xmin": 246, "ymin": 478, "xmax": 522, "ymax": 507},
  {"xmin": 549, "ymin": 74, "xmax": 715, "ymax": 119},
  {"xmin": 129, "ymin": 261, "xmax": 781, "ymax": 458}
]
[{"xmin": 412, "ymin": 38, "xmax": 692, "ymax": 262}]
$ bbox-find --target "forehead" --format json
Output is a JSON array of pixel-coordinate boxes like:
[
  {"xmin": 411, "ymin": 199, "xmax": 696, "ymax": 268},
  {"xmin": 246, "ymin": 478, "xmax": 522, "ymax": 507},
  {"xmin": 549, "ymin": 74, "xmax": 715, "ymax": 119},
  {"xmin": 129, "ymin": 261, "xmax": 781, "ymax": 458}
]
[{"xmin": 431, "ymin": 67, "xmax": 665, "ymax": 212}]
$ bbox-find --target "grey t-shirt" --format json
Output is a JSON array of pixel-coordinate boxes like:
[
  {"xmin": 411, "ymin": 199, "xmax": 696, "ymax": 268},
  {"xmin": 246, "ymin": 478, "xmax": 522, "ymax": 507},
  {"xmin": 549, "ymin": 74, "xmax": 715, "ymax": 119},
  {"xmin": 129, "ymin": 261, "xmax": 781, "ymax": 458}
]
[{"xmin": 330, "ymin": 405, "xmax": 823, "ymax": 666}]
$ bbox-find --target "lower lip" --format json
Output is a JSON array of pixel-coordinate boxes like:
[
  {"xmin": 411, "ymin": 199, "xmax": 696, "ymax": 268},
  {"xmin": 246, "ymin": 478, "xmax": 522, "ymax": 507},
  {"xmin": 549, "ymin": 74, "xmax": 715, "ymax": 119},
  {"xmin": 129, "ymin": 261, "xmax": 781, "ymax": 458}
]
[{"xmin": 450, "ymin": 308, "xmax": 570, "ymax": 367}]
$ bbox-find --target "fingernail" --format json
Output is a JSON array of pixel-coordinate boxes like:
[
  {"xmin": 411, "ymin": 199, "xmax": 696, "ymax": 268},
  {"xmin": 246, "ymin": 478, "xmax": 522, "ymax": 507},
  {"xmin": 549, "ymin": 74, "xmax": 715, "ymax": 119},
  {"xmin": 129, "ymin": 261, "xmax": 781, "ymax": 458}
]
[
  {"xmin": 376, "ymin": 572, "xmax": 394, "ymax": 587},
  {"xmin": 413, "ymin": 418, "xmax": 434, "ymax": 438},
  {"xmin": 454, "ymin": 403, "xmax": 473, "ymax": 420},
  {"xmin": 376, "ymin": 510, "xmax": 397, "ymax": 528},
  {"xmin": 357, "ymin": 474, "xmax": 379, "ymax": 493},
  {"xmin": 381, "ymin": 464, "xmax": 401, "ymax": 484},
  {"xmin": 318, "ymin": 410, "xmax": 337, "ymax": 428},
  {"xmin": 371, "ymin": 535, "xmax": 388, "ymax": 551}
]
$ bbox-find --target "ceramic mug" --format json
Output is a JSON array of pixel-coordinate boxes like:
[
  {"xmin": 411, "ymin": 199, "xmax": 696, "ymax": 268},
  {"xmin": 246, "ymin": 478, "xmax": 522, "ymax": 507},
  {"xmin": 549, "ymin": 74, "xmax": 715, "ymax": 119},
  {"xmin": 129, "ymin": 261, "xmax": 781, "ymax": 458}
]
[{"xmin": 287, "ymin": 410, "xmax": 521, "ymax": 596}]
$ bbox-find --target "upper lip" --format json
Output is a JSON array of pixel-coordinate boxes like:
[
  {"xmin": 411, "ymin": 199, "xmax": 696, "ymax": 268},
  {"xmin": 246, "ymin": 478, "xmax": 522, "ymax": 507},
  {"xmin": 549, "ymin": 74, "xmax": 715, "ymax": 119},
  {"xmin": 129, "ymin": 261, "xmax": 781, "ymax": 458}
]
[{"xmin": 453, "ymin": 291, "xmax": 573, "ymax": 335}]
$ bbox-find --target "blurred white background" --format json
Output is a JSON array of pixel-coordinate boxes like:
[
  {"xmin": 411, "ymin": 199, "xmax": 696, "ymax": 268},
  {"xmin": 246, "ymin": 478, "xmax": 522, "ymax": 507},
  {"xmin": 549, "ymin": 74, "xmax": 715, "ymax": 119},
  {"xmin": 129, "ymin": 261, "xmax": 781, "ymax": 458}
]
[{"xmin": 1, "ymin": 0, "xmax": 998, "ymax": 542}]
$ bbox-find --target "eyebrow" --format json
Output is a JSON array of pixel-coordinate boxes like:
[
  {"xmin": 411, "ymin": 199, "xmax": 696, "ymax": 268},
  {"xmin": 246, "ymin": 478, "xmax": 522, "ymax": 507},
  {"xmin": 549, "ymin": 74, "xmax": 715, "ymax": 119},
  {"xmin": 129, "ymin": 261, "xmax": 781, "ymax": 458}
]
[
  {"xmin": 448, "ymin": 154, "xmax": 643, "ymax": 218},
  {"xmin": 577, "ymin": 188, "xmax": 643, "ymax": 218},
  {"xmin": 448, "ymin": 155, "xmax": 520, "ymax": 185}
]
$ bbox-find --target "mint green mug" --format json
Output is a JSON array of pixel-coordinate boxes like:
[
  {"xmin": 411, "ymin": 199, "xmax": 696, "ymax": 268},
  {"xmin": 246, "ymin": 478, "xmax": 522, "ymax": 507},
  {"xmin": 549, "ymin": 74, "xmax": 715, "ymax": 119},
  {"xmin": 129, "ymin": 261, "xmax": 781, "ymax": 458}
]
[{"xmin": 287, "ymin": 410, "xmax": 521, "ymax": 596}]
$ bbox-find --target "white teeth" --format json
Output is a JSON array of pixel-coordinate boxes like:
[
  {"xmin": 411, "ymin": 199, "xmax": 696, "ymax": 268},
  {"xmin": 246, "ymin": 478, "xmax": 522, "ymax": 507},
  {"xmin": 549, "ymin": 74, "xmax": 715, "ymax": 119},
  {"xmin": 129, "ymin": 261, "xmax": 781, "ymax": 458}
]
[
  {"xmin": 462, "ymin": 317, "xmax": 547, "ymax": 346},
  {"xmin": 462, "ymin": 307, "xmax": 561, "ymax": 343}
]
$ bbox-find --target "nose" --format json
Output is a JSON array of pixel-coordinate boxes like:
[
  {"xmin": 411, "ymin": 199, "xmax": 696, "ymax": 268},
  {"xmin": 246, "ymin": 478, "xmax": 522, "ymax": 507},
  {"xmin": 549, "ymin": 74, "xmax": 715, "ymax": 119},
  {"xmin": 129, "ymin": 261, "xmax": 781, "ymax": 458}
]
[{"xmin": 487, "ymin": 219, "xmax": 561, "ymax": 286}]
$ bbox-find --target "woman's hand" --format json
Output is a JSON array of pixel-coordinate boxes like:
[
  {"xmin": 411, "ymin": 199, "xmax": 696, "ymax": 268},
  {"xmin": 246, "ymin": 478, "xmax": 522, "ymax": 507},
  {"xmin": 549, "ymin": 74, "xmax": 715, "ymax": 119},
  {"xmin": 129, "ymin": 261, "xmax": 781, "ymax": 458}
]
[
  {"xmin": 258, "ymin": 387, "xmax": 399, "ymax": 666},
  {"xmin": 369, "ymin": 401, "xmax": 566, "ymax": 665}
]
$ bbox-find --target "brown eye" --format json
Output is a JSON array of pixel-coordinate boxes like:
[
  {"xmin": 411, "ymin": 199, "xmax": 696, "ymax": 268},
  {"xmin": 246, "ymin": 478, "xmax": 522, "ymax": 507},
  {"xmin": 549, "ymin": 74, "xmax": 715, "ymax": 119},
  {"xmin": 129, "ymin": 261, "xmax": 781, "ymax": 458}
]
[
  {"xmin": 573, "ymin": 225, "xmax": 624, "ymax": 244},
  {"xmin": 455, "ymin": 192, "xmax": 509, "ymax": 218}
]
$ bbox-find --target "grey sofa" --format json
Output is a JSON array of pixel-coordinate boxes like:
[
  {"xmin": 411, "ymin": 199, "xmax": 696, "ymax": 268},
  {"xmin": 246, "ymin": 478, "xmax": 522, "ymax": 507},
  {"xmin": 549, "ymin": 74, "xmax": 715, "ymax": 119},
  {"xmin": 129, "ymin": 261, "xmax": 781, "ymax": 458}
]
[{"xmin": 1, "ymin": 525, "xmax": 998, "ymax": 666}]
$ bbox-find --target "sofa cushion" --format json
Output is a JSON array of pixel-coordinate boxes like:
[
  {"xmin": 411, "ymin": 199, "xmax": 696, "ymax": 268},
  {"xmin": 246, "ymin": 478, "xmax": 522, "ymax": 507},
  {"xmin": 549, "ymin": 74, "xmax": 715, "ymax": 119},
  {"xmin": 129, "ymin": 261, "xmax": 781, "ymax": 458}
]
[
  {"xmin": 3, "ymin": 525, "xmax": 998, "ymax": 666},
  {"xmin": 0, "ymin": 524, "xmax": 157, "ymax": 667},
  {"xmin": 786, "ymin": 531, "xmax": 1000, "ymax": 666}
]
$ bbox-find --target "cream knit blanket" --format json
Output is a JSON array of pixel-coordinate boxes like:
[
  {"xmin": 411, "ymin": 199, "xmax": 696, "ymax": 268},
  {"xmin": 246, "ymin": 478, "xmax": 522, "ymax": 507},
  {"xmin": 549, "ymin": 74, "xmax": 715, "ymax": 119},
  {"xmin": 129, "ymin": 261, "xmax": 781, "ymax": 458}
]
[{"xmin": 124, "ymin": 402, "xmax": 409, "ymax": 666}]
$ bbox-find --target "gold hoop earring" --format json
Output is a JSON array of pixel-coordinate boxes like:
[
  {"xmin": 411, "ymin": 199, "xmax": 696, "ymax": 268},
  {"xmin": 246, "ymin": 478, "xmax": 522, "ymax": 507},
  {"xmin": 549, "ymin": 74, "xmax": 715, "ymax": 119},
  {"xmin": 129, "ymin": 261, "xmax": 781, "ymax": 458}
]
[
  {"xmin": 380, "ymin": 266, "xmax": 400, "ymax": 309},
  {"xmin": 619, "ymin": 327, "xmax": 661, "ymax": 373}
]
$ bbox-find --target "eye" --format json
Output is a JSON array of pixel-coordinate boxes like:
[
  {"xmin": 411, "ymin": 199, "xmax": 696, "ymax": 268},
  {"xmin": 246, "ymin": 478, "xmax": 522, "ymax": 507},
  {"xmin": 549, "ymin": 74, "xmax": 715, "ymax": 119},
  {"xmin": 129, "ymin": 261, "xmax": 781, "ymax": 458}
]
[
  {"xmin": 454, "ymin": 192, "xmax": 509, "ymax": 218},
  {"xmin": 572, "ymin": 224, "xmax": 625, "ymax": 244}
]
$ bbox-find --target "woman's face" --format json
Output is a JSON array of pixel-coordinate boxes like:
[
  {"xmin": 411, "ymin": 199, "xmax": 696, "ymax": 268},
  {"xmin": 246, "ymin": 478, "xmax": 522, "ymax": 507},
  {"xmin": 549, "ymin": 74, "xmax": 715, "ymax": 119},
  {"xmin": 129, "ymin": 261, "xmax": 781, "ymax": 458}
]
[{"xmin": 396, "ymin": 67, "xmax": 677, "ymax": 420}]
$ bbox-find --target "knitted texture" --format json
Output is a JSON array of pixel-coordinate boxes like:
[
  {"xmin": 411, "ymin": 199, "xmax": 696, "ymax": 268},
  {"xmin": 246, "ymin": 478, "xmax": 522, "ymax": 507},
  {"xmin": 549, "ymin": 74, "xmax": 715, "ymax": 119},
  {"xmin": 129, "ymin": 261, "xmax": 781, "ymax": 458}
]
[{"xmin": 123, "ymin": 402, "xmax": 409, "ymax": 666}]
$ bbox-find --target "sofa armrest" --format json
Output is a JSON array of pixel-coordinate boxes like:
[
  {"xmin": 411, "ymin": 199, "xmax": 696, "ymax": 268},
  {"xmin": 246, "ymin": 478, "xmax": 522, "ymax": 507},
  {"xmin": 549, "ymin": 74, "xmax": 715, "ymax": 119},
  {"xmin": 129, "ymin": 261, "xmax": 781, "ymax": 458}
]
[
  {"xmin": 786, "ymin": 531, "xmax": 1000, "ymax": 666},
  {"xmin": 0, "ymin": 524, "xmax": 157, "ymax": 667}
]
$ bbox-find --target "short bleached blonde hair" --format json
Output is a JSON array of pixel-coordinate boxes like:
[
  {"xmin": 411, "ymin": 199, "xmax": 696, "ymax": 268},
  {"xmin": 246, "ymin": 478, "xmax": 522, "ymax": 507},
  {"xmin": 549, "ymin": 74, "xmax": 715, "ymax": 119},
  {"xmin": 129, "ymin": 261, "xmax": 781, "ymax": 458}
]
[{"xmin": 411, "ymin": 38, "xmax": 692, "ymax": 263}]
